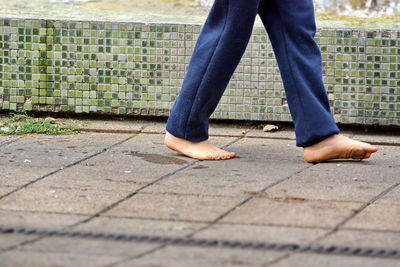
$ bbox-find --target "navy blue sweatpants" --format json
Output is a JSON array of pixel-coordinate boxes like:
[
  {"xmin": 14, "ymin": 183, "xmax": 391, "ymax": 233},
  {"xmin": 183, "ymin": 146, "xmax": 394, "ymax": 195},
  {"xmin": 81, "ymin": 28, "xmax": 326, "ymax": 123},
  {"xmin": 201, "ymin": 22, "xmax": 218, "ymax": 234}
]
[{"xmin": 165, "ymin": 0, "xmax": 340, "ymax": 147}]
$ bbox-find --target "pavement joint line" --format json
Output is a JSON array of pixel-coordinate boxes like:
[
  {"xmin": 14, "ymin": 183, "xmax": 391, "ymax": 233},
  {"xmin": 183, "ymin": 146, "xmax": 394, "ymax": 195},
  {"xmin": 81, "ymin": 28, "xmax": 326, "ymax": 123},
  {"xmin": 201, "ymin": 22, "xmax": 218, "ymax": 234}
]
[
  {"xmin": 185, "ymin": 164, "xmax": 314, "ymax": 239},
  {"xmin": 3, "ymin": 208, "xmax": 399, "ymax": 234},
  {"xmin": 69, "ymin": 136, "xmax": 244, "ymax": 228},
  {"xmin": 326, "ymin": 182, "xmax": 400, "ymax": 235},
  {"xmin": 76, "ymin": 128, "xmax": 143, "ymax": 135},
  {"xmin": 0, "ymin": 135, "xmax": 25, "ymax": 149},
  {"xmin": 77, "ymin": 127, "xmax": 400, "ymax": 146},
  {"xmin": 0, "ymin": 135, "xmax": 242, "ymax": 253},
  {"xmin": 68, "ymin": 161, "xmax": 198, "ymax": 227},
  {"xmin": 132, "ymin": 191, "xmax": 367, "ymax": 204},
  {"xmin": 87, "ymin": 136, "xmax": 246, "ymax": 264},
  {"xmin": 117, "ymin": 150, "xmax": 312, "ymax": 263},
  {"xmin": 0, "ymin": 133, "xmax": 140, "ymax": 201},
  {"xmin": 264, "ymin": 182, "xmax": 400, "ymax": 267},
  {"xmin": 104, "ymin": 244, "xmax": 168, "ymax": 267},
  {"xmin": 2, "ymin": 226, "xmax": 399, "ymax": 261},
  {"xmin": 262, "ymin": 180, "xmax": 400, "ymax": 266}
]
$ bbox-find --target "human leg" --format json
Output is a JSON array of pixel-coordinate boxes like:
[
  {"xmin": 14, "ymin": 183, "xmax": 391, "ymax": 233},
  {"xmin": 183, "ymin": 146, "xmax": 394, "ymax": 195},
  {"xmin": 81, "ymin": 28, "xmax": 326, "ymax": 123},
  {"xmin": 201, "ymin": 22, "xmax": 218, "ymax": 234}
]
[
  {"xmin": 165, "ymin": 0, "xmax": 262, "ymax": 160},
  {"xmin": 258, "ymin": 0, "xmax": 377, "ymax": 161}
]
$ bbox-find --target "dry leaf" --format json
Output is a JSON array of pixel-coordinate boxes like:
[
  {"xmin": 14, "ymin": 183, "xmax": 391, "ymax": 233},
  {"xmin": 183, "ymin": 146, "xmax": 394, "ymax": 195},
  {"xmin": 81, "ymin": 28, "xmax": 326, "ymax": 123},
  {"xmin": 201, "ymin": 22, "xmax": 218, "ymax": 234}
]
[{"xmin": 263, "ymin": 124, "xmax": 279, "ymax": 132}]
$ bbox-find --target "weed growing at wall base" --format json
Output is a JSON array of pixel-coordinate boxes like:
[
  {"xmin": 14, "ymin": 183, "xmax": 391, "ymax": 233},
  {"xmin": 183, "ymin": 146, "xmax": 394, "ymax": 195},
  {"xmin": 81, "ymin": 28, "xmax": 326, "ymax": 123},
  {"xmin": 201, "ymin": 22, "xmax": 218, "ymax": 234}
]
[{"xmin": 0, "ymin": 111, "xmax": 79, "ymax": 135}]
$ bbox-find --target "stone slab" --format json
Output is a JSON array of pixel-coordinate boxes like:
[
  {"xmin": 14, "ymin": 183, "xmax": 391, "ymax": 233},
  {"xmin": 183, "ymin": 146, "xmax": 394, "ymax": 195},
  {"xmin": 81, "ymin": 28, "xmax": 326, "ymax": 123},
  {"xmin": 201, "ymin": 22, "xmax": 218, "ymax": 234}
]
[
  {"xmin": 0, "ymin": 250, "xmax": 123, "ymax": 267},
  {"xmin": 0, "ymin": 187, "xmax": 17, "ymax": 198},
  {"xmin": 0, "ymin": 135, "xmax": 22, "ymax": 146},
  {"xmin": 0, "ymin": 187, "xmax": 129, "ymax": 215},
  {"xmin": 0, "ymin": 210, "xmax": 87, "ymax": 251},
  {"xmin": 265, "ymin": 162, "xmax": 398, "ymax": 203},
  {"xmin": 29, "ymin": 165, "xmax": 146, "ymax": 192},
  {"xmin": 245, "ymin": 128, "xmax": 296, "ymax": 139},
  {"xmin": 317, "ymin": 229, "xmax": 400, "ymax": 249},
  {"xmin": 64, "ymin": 133, "xmax": 198, "ymax": 185},
  {"xmin": 74, "ymin": 118, "xmax": 144, "ymax": 133},
  {"xmin": 0, "ymin": 234, "xmax": 34, "ymax": 251},
  {"xmin": 141, "ymin": 121, "xmax": 250, "ymax": 137},
  {"xmin": 141, "ymin": 138, "xmax": 309, "ymax": 197},
  {"xmin": 120, "ymin": 245, "xmax": 285, "ymax": 267},
  {"xmin": 0, "ymin": 133, "xmax": 133, "ymax": 168},
  {"xmin": 221, "ymin": 198, "xmax": 361, "ymax": 228},
  {"xmin": 0, "ymin": 166, "xmax": 58, "ymax": 187},
  {"xmin": 352, "ymin": 132, "xmax": 400, "ymax": 146},
  {"xmin": 194, "ymin": 224, "xmax": 327, "ymax": 244},
  {"xmin": 19, "ymin": 236, "xmax": 158, "ymax": 259},
  {"xmin": 273, "ymin": 253, "xmax": 400, "ymax": 267},
  {"xmin": 0, "ymin": 210, "xmax": 87, "ymax": 229},
  {"xmin": 342, "ymin": 204, "xmax": 400, "ymax": 232},
  {"xmin": 74, "ymin": 216, "xmax": 207, "ymax": 237},
  {"xmin": 104, "ymin": 192, "xmax": 244, "ymax": 222},
  {"xmin": 378, "ymin": 185, "xmax": 400, "ymax": 205}
]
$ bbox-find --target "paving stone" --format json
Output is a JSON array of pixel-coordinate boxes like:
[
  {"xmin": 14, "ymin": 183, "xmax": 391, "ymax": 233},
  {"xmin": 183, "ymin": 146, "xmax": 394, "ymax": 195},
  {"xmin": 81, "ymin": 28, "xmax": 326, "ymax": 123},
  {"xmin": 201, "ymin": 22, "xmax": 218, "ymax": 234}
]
[
  {"xmin": 194, "ymin": 224, "xmax": 327, "ymax": 244},
  {"xmin": 0, "ymin": 211, "xmax": 87, "ymax": 251},
  {"xmin": 69, "ymin": 133, "xmax": 195, "ymax": 184},
  {"xmin": 317, "ymin": 229, "xmax": 400, "ymax": 249},
  {"xmin": 0, "ymin": 234, "xmax": 34, "ymax": 251},
  {"xmin": 233, "ymin": 137, "xmax": 305, "ymax": 162},
  {"xmin": 0, "ymin": 166, "xmax": 57, "ymax": 187},
  {"xmin": 342, "ymin": 204, "xmax": 400, "ymax": 232},
  {"xmin": 141, "ymin": 138, "xmax": 308, "ymax": 197},
  {"xmin": 272, "ymin": 253, "xmax": 400, "ymax": 267},
  {"xmin": 104, "ymin": 192, "xmax": 244, "ymax": 222},
  {"xmin": 74, "ymin": 217, "xmax": 207, "ymax": 237},
  {"xmin": 245, "ymin": 128, "xmax": 296, "ymax": 139},
  {"xmin": 74, "ymin": 134, "xmax": 234, "ymax": 185},
  {"xmin": 0, "ymin": 250, "xmax": 123, "ymax": 267},
  {"xmin": 19, "ymin": 236, "xmax": 158, "ymax": 259},
  {"xmin": 0, "ymin": 187, "xmax": 17, "ymax": 198},
  {"xmin": 140, "ymin": 121, "xmax": 167, "ymax": 134},
  {"xmin": 0, "ymin": 187, "xmax": 129, "ymax": 215},
  {"xmin": 265, "ymin": 163, "xmax": 397, "ymax": 203},
  {"xmin": 141, "ymin": 121, "xmax": 248, "ymax": 137},
  {"xmin": 352, "ymin": 132, "xmax": 400, "ymax": 146},
  {"xmin": 0, "ymin": 210, "xmax": 87, "ymax": 229},
  {"xmin": 378, "ymin": 186, "xmax": 400, "ymax": 205},
  {"xmin": 221, "ymin": 198, "xmax": 361, "ymax": 228},
  {"xmin": 76, "ymin": 118, "xmax": 143, "ymax": 133},
  {"xmin": 120, "ymin": 246, "xmax": 285, "ymax": 267},
  {"xmin": 0, "ymin": 135, "xmax": 21, "ymax": 146},
  {"xmin": 29, "ymin": 165, "xmax": 146, "ymax": 192},
  {"xmin": 0, "ymin": 133, "xmax": 132, "ymax": 168}
]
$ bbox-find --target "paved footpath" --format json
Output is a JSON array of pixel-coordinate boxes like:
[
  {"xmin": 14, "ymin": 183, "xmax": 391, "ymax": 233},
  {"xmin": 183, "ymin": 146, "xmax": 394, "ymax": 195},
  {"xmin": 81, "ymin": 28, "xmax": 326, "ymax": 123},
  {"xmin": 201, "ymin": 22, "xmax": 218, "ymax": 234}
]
[{"xmin": 0, "ymin": 118, "xmax": 399, "ymax": 267}]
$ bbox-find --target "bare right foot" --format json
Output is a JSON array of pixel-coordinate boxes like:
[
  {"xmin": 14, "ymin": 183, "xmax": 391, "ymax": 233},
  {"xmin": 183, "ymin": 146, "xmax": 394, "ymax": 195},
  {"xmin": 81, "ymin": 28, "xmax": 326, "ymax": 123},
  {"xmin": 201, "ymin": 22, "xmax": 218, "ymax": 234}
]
[{"xmin": 164, "ymin": 131, "xmax": 236, "ymax": 160}]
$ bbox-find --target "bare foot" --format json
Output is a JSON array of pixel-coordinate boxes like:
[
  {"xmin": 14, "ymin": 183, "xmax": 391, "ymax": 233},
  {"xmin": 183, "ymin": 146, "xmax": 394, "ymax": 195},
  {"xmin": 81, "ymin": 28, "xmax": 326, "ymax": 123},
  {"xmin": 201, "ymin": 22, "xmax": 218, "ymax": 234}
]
[
  {"xmin": 164, "ymin": 131, "xmax": 236, "ymax": 160},
  {"xmin": 303, "ymin": 134, "xmax": 378, "ymax": 163}
]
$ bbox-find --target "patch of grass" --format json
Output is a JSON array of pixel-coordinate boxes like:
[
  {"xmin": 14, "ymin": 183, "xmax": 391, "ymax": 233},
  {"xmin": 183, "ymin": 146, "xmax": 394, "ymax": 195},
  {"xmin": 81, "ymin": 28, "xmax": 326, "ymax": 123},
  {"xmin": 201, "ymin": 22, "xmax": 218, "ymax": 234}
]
[{"xmin": 0, "ymin": 111, "xmax": 80, "ymax": 135}]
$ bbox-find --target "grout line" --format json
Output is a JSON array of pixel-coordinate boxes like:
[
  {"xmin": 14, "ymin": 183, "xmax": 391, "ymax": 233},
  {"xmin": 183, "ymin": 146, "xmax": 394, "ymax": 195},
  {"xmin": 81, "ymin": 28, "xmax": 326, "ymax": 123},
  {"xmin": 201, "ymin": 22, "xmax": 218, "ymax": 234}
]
[
  {"xmin": 0, "ymin": 132, "xmax": 141, "ymax": 201},
  {"xmin": 185, "ymin": 164, "xmax": 313, "ymax": 239},
  {"xmin": 107, "ymin": 145, "xmax": 312, "ymax": 265},
  {"xmin": 69, "ymin": 161, "xmax": 198, "ymax": 227},
  {"xmin": 0, "ymin": 135, "xmax": 242, "ymax": 254},
  {"xmin": 2, "ymin": 207, "xmax": 398, "ymax": 234},
  {"xmin": 100, "ymin": 136, "xmax": 246, "ymax": 266},
  {"xmin": 264, "ymin": 182, "xmax": 400, "ymax": 266},
  {"xmin": 316, "ymin": 182, "xmax": 400, "ymax": 240},
  {"xmin": 70, "ymin": 136, "xmax": 245, "ymax": 229},
  {"xmin": 0, "ymin": 136, "xmax": 25, "ymax": 149}
]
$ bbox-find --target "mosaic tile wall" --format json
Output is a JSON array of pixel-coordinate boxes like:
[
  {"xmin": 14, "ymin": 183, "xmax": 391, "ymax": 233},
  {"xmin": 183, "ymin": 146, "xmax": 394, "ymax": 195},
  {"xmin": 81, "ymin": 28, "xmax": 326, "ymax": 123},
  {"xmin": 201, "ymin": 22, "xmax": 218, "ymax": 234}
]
[{"xmin": 0, "ymin": 18, "xmax": 399, "ymax": 126}]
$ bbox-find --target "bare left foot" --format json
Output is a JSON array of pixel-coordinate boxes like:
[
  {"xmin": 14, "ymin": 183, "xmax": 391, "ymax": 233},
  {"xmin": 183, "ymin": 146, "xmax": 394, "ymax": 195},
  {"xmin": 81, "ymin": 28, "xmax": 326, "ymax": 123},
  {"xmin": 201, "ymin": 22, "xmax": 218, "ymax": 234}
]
[{"xmin": 303, "ymin": 134, "xmax": 378, "ymax": 163}]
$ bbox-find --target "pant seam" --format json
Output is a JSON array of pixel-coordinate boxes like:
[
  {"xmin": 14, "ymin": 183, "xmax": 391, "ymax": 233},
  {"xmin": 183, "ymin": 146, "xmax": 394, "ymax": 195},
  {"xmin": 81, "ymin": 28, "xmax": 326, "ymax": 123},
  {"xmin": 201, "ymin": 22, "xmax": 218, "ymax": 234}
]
[{"xmin": 183, "ymin": 0, "xmax": 230, "ymax": 140}]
